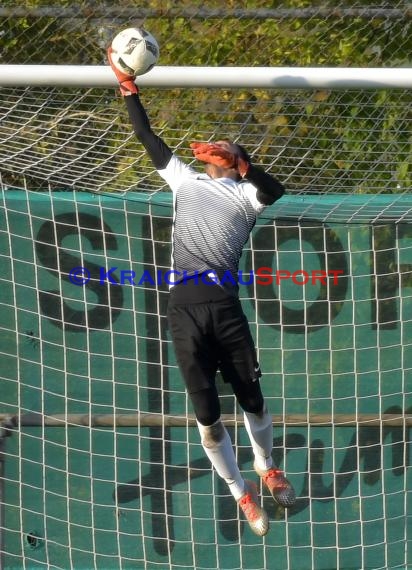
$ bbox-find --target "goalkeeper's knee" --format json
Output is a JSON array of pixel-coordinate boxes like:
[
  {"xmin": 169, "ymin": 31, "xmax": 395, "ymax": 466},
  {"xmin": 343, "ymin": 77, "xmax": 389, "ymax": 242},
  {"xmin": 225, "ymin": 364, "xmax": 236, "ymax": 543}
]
[{"xmin": 197, "ymin": 419, "xmax": 225, "ymax": 448}]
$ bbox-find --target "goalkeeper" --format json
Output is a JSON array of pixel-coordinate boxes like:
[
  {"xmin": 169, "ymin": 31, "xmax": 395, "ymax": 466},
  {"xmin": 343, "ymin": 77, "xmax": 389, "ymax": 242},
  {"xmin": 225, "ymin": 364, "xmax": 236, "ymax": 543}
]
[{"xmin": 108, "ymin": 49, "xmax": 296, "ymax": 537}]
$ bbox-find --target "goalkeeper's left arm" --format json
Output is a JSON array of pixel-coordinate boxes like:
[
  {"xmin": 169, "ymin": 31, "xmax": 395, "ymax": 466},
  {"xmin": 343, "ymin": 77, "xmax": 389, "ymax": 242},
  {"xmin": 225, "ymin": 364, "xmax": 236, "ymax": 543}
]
[
  {"xmin": 125, "ymin": 95, "xmax": 173, "ymax": 170},
  {"xmin": 108, "ymin": 47, "xmax": 173, "ymax": 170}
]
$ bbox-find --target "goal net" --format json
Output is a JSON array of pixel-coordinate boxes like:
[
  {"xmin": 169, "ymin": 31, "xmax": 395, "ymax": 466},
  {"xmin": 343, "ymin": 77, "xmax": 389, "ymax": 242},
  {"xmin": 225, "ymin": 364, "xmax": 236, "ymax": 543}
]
[{"xmin": 1, "ymin": 4, "xmax": 411, "ymax": 570}]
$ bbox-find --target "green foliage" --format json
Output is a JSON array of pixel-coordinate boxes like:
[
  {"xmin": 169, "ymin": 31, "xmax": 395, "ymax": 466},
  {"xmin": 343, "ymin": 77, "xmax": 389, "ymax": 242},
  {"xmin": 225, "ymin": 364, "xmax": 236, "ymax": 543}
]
[{"xmin": 1, "ymin": 1, "xmax": 411, "ymax": 193}]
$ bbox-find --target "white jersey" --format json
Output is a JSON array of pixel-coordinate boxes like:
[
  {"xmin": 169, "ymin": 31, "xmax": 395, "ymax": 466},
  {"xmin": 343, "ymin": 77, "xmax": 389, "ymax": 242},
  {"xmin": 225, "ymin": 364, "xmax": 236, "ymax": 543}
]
[{"xmin": 157, "ymin": 155, "xmax": 267, "ymax": 293}]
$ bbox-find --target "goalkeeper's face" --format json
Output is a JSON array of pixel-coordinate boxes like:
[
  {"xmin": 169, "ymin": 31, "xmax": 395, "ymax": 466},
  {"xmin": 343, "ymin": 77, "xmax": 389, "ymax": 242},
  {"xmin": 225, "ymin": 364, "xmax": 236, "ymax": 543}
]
[{"xmin": 204, "ymin": 140, "xmax": 241, "ymax": 180}]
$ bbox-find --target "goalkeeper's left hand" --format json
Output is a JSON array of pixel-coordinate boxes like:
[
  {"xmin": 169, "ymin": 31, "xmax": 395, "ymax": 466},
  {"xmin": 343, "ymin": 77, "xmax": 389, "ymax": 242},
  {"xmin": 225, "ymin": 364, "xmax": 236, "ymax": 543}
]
[
  {"xmin": 190, "ymin": 142, "xmax": 249, "ymax": 178},
  {"xmin": 107, "ymin": 47, "xmax": 139, "ymax": 96}
]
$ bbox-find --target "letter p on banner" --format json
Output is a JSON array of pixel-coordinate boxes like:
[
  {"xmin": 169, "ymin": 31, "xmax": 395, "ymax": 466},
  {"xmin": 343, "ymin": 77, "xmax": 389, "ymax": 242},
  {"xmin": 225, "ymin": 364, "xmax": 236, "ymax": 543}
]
[{"xmin": 276, "ymin": 270, "xmax": 291, "ymax": 285}]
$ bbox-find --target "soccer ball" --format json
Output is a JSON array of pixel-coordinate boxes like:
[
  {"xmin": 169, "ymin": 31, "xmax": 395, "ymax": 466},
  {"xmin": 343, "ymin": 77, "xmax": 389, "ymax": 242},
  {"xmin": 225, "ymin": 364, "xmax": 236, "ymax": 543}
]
[{"xmin": 110, "ymin": 27, "xmax": 159, "ymax": 76}]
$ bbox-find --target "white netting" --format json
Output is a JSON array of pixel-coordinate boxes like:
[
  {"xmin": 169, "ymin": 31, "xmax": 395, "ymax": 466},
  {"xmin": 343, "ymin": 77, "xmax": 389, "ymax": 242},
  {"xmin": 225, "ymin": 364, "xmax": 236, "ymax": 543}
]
[
  {"xmin": 0, "ymin": 86, "xmax": 410, "ymax": 203},
  {"xmin": 1, "ymin": 1, "xmax": 411, "ymax": 204},
  {"xmin": 0, "ymin": 188, "xmax": 411, "ymax": 570}
]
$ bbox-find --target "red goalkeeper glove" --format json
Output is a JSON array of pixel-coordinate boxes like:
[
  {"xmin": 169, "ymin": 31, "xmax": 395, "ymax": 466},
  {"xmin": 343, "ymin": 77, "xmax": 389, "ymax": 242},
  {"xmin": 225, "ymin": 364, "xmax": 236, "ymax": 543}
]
[
  {"xmin": 107, "ymin": 47, "xmax": 138, "ymax": 96},
  {"xmin": 190, "ymin": 142, "xmax": 250, "ymax": 178}
]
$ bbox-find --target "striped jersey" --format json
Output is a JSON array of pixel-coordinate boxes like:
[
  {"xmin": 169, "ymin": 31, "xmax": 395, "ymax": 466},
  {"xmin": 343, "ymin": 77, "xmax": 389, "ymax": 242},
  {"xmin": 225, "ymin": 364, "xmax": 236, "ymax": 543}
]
[{"xmin": 157, "ymin": 155, "xmax": 267, "ymax": 295}]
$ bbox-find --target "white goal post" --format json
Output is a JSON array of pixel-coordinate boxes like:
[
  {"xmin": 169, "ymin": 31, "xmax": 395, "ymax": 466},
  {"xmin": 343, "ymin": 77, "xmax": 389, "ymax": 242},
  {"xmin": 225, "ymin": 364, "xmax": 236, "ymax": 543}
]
[{"xmin": 1, "ymin": 64, "xmax": 412, "ymax": 88}]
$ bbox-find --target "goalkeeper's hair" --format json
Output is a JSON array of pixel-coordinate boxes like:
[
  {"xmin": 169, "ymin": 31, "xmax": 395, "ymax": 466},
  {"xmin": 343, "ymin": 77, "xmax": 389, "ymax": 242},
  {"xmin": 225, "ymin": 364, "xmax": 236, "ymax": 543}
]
[
  {"xmin": 218, "ymin": 139, "xmax": 251, "ymax": 163},
  {"xmin": 217, "ymin": 139, "xmax": 252, "ymax": 162},
  {"xmin": 233, "ymin": 143, "xmax": 251, "ymax": 163},
  {"xmin": 216, "ymin": 139, "xmax": 252, "ymax": 163}
]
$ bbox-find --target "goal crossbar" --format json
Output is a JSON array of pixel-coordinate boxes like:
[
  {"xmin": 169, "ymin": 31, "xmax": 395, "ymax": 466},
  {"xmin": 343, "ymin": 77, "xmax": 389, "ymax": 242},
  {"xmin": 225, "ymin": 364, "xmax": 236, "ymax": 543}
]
[{"xmin": 1, "ymin": 65, "xmax": 412, "ymax": 89}]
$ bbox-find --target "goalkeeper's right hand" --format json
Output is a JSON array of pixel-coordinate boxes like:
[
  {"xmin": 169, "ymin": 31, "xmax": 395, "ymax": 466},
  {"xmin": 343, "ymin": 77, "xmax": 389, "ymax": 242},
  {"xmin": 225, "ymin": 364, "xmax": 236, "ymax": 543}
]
[
  {"xmin": 191, "ymin": 142, "xmax": 250, "ymax": 178},
  {"xmin": 107, "ymin": 47, "xmax": 139, "ymax": 96}
]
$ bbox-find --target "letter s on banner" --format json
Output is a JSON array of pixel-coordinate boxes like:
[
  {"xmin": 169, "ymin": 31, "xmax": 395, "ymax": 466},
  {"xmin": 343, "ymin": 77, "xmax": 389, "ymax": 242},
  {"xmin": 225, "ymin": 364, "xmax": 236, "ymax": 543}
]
[{"xmin": 256, "ymin": 266, "xmax": 273, "ymax": 286}]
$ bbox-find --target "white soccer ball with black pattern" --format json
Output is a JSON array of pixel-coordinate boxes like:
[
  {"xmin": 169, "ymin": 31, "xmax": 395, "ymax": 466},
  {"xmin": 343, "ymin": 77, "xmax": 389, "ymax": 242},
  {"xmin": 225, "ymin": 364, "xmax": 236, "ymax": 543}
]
[{"xmin": 110, "ymin": 27, "xmax": 159, "ymax": 76}]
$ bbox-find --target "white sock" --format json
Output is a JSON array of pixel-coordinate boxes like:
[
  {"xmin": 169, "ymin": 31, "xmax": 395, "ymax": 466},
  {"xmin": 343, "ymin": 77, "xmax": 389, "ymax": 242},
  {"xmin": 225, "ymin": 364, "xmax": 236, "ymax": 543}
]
[
  {"xmin": 197, "ymin": 419, "xmax": 245, "ymax": 500},
  {"xmin": 243, "ymin": 408, "xmax": 274, "ymax": 472}
]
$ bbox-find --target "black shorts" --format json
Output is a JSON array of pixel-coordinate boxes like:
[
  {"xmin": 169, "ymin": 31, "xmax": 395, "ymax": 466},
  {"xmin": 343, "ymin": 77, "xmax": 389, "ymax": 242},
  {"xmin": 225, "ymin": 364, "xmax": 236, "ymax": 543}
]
[{"xmin": 167, "ymin": 281, "xmax": 261, "ymax": 394}]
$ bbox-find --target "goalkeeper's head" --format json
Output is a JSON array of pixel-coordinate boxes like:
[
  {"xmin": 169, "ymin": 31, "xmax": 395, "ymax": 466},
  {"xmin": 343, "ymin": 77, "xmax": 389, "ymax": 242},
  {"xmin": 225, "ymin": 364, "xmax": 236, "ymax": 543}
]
[{"xmin": 190, "ymin": 140, "xmax": 251, "ymax": 180}]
